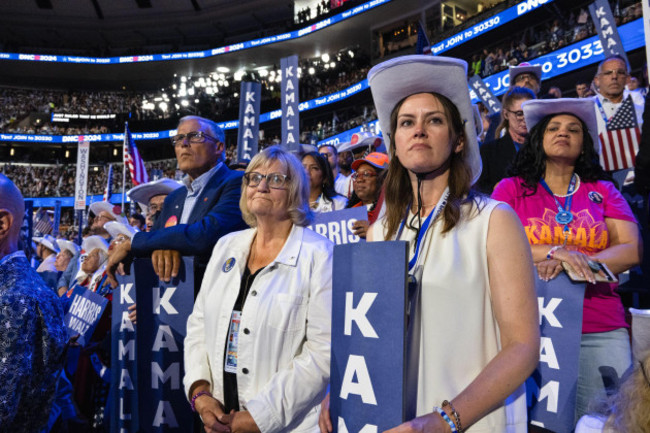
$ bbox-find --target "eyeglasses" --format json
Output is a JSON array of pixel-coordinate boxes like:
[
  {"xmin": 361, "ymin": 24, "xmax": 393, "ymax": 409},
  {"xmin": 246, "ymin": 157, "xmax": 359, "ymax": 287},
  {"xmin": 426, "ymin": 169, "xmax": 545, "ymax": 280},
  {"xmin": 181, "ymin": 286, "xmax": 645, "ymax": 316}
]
[
  {"xmin": 243, "ymin": 172, "xmax": 290, "ymax": 189},
  {"xmin": 506, "ymin": 109, "xmax": 525, "ymax": 119},
  {"xmin": 351, "ymin": 171, "xmax": 378, "ymax": 181},
  {"xmin": 170, "ymin": 131, "xmax": 219, "ymax": 146},
  {"xmin": 514, "ymin": 73, "xmax": 537, "ymax": 84},
  {"xmin": 600, "ymin": 69, "xmax": 628, "ymax": 77}
]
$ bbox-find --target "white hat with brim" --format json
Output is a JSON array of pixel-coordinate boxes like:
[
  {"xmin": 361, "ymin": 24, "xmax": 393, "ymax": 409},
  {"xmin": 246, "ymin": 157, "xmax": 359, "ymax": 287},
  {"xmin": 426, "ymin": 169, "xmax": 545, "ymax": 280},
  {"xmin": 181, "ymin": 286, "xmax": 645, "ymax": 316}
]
[
  {"xmin": 56, "ymin": 239, "xmax": 80, "ymax": 255},
  {"xmin": 337, "ymin": 132, "xmax": 385, "ymax": 154},
  {"xmin": 127, "ymin": 178, "xmax": 182, "ymax": 207},
  {"xmin": 33, "ymin": 234, "xmax": 60, "ymax": 253},
  {"xmin": 89, "ymin": 201, "xmax": 128, "ymax": 225},
  {"xmin": 368, "ymin": 55, "xmax": 482, "ymax": 184},
  {"xmin": 81, "ymin": 235, "xmax": 109, "ymax": 255},
  {"xmin": 522, "ymin": 98, "xmax": 601, "ymax": 154},
  {"xmin": 509, "ymin": 63, "xmax": 542, "ymax": 86},
  {"xmin": 104, "ymin": 221, "xmax": 138, "ymax": 240}
]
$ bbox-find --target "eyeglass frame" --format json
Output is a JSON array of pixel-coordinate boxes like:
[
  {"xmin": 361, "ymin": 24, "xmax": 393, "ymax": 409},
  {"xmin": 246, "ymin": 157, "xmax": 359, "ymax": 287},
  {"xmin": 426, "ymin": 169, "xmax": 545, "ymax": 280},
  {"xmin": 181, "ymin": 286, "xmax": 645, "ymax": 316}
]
[
  {"xmin": 170, "ymin": 130, "xmax": 220, "ymax": 147},
  {"xmin": 505, "ymin": 108, "xmax": 525, "ymax": 120},
  {"xmin": 514, "ymin": 73, "xmax": 538, "ymax": 84},
  {"xmin": 243, "ymin": 171, "xmax": 291, "ymax": 189},
  {"xmin": 351, "ymin": 171, "xmax": 379, "ymax": 181}
]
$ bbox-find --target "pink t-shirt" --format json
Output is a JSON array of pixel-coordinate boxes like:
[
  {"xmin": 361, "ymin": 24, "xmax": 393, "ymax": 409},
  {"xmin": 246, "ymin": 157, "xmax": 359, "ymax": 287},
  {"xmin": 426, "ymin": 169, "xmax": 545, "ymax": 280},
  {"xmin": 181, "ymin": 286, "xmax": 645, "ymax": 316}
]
[{"xmin": 492, "ymin": 177, "xmax": 636, "ymax": 334}]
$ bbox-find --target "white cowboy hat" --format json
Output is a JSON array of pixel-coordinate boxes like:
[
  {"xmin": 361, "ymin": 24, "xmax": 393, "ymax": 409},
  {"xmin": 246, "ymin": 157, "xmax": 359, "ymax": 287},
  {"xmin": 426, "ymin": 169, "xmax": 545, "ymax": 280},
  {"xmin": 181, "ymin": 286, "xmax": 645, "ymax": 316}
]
[
  {"xmin": 33, "ymin": 234, "xmax": 60, "ymax": 253},
  {"xmin": 104, "ymin": 221, "xmax": 138, "ymax": 240},
  {"xmin": 508, "ymin": 63, "xmax": 542, "ymax": 87},
  {"xmin": 56, "ymin": 239, "xmax": 80, "ymax": 255},
  {"xmin": 368, "ymin": 55, "xmax": 482, "ymax": 184},
  {"xmin": 521, "ymin": 98, "xmax": 601, "ymax": 154},
  {"xmin": 127, "ymin": 178, "xmax": 182, "ymax": 207}
]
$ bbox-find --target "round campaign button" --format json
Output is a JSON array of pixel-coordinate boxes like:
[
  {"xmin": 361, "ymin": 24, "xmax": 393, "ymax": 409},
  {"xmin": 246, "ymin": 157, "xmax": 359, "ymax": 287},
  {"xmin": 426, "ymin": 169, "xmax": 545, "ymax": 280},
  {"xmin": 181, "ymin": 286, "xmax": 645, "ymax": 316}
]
[
  {"xmin": 164, "ymin": 215, "xmax": 178, "ymax": 228},
  {"xmin": 222, "ymin": 257, "xmax": 236, "ymax": 272},
  {"xmin": 588, "ymin": 191, "xmax": 603, "ymax": 204}
]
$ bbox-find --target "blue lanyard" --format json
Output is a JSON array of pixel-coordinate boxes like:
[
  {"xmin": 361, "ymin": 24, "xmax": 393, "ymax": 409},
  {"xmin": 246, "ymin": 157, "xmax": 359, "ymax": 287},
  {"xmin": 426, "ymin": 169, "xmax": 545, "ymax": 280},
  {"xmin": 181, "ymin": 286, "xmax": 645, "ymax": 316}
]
[
  {"xmin": 539, "ymin": 174, "xmax": 578, "ymax": 233},
  {"xmin": 398, "ymin": 189, "xmax": 449, "ymax": 272},
  {"xmin": 594, "ymin": 96, "xmax": 610, "ymax": 124}
]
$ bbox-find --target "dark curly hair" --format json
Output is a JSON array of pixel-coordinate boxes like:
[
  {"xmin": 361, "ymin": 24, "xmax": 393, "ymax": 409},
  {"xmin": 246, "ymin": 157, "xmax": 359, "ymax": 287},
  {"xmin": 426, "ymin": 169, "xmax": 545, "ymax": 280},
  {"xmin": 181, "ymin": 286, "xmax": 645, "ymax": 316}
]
[{"xmin": 507, "ymin": 112, "xmax": 611, "ymax": 195}]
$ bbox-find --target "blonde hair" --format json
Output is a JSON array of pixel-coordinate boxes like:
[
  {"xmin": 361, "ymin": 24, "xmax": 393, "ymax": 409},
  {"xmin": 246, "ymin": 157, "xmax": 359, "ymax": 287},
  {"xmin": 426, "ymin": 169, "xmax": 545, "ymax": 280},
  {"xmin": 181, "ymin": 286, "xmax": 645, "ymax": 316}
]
[
  {"xmin": 239, "ymin": 146, "xmax": 313, "ymax": 227},
  {"xmin": 605, "ymin": 351, "xmax": 650, "ymax": 432}
]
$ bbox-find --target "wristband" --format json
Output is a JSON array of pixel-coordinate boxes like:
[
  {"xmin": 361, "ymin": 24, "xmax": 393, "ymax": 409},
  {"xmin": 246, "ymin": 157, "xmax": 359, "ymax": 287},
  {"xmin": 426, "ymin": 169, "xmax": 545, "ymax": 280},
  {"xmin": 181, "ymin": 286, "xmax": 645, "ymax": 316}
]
[
  {"xmin": 547, "ymin": 245, "xmax": 562, "ymax": 260},
  {"xmin": 433, "ymin": 406, "xmax": 458, "ymax": 433},
  {"xmin": 191, "ymin": 390, "xmax": 212, "ymax": 412},
  {"xmin": 442, "ymin": 400, "xmax": 463, "ymax": 433}
]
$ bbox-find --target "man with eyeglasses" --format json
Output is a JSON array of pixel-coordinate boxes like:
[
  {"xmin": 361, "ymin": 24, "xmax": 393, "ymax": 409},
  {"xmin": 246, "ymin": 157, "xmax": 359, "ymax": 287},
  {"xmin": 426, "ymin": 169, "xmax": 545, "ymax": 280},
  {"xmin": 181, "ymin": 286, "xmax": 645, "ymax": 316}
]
[
  {"xmin": 107, "ymin": 115, "xmax": 247, "ymax": 287},
  {"xmin": 593, "ymin": 55, "xmax": 645, "ymax": 172}
]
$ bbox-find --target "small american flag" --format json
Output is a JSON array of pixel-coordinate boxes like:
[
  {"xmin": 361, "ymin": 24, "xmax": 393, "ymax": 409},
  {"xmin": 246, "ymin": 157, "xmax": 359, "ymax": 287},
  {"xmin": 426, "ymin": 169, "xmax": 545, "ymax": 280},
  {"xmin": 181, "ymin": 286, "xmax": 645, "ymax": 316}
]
[
  {"xmin": 103, "ymin": 164, "xmax": 113, "ymax": 202},
  {"xmin": 599, "ymin": 95, "xmax": 641, "ymax": 171},
  {"xmin": 33, "ymin": 208, "xmax": 53, "ymax": 235},
  {"xmin": 416, "ymin": 21, "xmax": 431, "ymax": 55},
  {"xmin": 123, "ymin": 123, "xmax": 149, "ymax": 186}
]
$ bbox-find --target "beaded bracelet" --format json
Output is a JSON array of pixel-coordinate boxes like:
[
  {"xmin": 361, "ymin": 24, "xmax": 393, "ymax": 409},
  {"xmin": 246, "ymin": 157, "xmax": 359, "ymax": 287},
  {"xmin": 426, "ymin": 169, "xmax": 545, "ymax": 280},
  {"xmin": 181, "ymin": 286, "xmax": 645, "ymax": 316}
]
[
  {"xmin": 547, "ymin": 245, "xmax": 562, "ymax": 260},
  {"xmin": 433, "ymin": 406, "xmax": 458, "ymax": 433},
  {"xmin": 442, "ymin": 400, "xmax": 463, "ymax": 433},
  {"xmin": 190, "ymin": 390, "xmax": 212, "ymax": 412}
]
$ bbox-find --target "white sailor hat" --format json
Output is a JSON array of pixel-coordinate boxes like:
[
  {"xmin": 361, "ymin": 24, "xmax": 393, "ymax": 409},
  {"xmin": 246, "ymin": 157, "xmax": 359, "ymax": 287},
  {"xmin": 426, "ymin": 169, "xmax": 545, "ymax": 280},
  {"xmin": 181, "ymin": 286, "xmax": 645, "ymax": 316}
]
[
  {"xmin": 368, "ymin": 55, "xmax": 482, "ymax": 184},
  {"xmin": 127, "ymin": 178, "xmax": 182, "ymax": 207},
  {"xmin": 33, "ymin": 234, "xmax": 60, "ymax": 253},
  {"xmin": 522, "ymin": 98, "xmax": 601, "ymax": 154}
]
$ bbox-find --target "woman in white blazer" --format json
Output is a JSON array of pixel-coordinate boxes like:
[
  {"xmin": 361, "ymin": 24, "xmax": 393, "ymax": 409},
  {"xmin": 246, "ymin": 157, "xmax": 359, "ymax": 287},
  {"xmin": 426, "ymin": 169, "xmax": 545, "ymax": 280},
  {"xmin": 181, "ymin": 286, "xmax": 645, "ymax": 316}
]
[{"xmin": 184, "ymin": 145, "xmax": 333, "ymax": 433}]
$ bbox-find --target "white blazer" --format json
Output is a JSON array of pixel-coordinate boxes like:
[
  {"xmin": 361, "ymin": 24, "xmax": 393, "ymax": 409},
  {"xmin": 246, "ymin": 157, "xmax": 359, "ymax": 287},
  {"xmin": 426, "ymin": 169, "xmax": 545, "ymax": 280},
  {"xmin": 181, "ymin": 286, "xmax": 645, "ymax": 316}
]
[{"xmin": 184, "ymin": 224, "xmax": 333, "ymax": 433}]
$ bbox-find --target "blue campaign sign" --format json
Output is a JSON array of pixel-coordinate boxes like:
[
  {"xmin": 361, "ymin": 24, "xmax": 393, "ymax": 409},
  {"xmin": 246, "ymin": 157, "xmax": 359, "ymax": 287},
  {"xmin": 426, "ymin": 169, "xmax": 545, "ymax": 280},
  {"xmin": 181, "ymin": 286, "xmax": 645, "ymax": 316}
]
[
  {"xmin": 135, "ymin": 257, "xmax": 195, "ymax": 432},
  {"xmin": 469, "ymin": 75, "xmax": 502, "ymax": 115},
  {"xmin": 589, "ymin": 0, "xmax": 628, "ymax": 63},
  {"xmin": 527, "ymin": 273, "xmax": 586, "ymax": 433},
  {"xmin": 308, "ymin": 207, "xmax": 367, "ymax": 245},
  {"xmin": 281, "ymin": 55, "xmax": 300, "ymax": 151},
  {"xmin": 64, "ymin": 287, "xmax": 110, "ymax": 346},
  {"xmin": 330, "ymin": 241, "xmax": 409, "ymax": 433},
  {"xmin": 237, "ymin": 81, "xmax": 261, "ymax": 161},
  {"xmin": 111, "ymin": 271, "xmax": 140, "ymax": 433}
]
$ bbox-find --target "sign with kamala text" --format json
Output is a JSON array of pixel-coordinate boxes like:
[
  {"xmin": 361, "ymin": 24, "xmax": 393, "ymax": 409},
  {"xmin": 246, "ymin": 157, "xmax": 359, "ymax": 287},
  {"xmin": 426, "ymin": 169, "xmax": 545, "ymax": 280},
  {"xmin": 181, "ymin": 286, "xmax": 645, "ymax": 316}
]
[
  {"xmin": 111, "ymin": 258, "xmax": 196, "ymax": 432},
  {"xmin": 527, "ymin": 273, "xmax": 585, "ymax": 433},
  {"xmin": 281, "ymin": 55, "xmax": 300, "ymax": 152},
  {"xmin": 111, "ymin": 271, "xmax": 140, "ymax": 433},
  {"xmin": 237, "ymin": 81, "xmax": 261, "ymax": 161},
  {"xmin": 330, "ymin": 241, "xmax": 409, "ymax": 432}
]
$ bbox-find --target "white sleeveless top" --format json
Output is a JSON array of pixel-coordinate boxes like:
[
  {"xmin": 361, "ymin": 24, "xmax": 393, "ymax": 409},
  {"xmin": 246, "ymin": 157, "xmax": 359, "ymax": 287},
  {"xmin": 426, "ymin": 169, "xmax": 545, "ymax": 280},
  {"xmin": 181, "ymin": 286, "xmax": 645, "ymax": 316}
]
[{"xmin": 371, "ymin": 197, "xmax": 527, "ymax": 433}]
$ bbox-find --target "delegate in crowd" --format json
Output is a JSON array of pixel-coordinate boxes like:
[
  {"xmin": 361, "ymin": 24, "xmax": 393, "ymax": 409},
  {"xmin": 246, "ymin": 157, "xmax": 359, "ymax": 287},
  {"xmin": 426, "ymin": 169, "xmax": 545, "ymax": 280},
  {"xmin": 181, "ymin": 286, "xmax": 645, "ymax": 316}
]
[{"xmin": 1, "ymin": 54, "xmax": 650, "ymax": 433}]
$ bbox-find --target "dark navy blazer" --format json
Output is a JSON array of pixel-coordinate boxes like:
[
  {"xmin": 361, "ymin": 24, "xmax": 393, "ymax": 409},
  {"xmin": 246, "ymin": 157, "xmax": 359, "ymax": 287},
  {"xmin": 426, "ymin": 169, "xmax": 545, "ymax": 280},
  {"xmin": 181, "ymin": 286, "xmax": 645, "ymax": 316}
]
[
  {"xmin": 477, "ymin": 133, "xmax": 518, "ymax": 195},
  {"xmin": 131, "ymin": 164, "xmax": 248, "ymax": 262}
]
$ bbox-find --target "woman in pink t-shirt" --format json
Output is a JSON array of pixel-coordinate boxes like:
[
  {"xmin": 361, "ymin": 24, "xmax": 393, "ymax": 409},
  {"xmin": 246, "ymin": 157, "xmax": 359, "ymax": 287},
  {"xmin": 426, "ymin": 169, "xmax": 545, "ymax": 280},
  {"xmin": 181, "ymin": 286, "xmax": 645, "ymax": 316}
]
[{"xmin": 492, "ymin": 98, "xmax": 642, "ymax": 425}]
